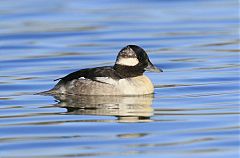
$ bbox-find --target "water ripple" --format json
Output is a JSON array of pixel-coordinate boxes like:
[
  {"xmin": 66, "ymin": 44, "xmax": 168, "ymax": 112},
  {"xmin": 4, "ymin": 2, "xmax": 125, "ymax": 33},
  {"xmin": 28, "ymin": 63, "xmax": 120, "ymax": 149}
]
[{"xmin": 0, "ymin": 0, "xmax": 239, "ymax": 158}]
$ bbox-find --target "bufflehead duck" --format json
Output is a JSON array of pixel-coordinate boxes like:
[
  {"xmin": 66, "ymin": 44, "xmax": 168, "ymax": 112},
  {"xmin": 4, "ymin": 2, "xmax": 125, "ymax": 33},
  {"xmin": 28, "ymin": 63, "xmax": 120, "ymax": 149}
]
[{"xmin": 45, "ymin": 45, "xmax": 162, "ymax": 95}]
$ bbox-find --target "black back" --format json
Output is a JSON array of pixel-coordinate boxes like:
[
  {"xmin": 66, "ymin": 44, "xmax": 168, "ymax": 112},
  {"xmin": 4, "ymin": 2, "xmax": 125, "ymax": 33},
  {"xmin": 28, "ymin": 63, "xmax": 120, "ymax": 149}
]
[{"xmin": 55, "ymin": 66, "xmax": 122, "ymax": 83}]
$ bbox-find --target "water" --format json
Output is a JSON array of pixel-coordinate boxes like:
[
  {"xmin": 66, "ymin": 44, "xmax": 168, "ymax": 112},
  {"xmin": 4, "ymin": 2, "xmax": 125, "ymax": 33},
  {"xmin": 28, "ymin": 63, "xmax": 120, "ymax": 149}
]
[{"xmin": 0, "ymin": 0, "xmax": 239, "ymax": 157}]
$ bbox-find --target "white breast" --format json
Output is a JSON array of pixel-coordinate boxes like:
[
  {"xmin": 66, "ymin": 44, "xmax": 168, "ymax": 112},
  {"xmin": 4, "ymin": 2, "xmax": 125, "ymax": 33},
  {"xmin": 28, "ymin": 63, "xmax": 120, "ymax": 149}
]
[{"xmin": 117, "ymin": 75, "xmax": 154, "ymax": 95}]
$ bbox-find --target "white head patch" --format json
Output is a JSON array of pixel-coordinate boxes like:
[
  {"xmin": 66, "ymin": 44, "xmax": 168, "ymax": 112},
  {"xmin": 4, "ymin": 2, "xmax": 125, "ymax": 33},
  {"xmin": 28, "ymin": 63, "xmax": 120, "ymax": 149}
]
[
  {"xmin": 116, "ymin": 57, "xmax": 139, "ymax": 66},
  {"xmin": 115, "ymin": 46, "xmax": 139, "ymax": 66}
]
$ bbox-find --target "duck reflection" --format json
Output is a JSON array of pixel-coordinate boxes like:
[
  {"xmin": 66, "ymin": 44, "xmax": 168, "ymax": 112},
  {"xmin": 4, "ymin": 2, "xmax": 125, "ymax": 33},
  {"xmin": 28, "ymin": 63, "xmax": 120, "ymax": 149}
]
[{"xmin": 52, "ymin": 94, "xmax": 154, "ymax": 123}]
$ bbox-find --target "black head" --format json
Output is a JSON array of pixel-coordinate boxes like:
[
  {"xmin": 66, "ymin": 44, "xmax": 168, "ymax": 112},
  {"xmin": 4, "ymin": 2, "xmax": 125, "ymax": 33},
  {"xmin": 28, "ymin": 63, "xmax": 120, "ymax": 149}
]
[{"xmin": 114, "ymin": 45, "xmax": 162, "ymax": 78}]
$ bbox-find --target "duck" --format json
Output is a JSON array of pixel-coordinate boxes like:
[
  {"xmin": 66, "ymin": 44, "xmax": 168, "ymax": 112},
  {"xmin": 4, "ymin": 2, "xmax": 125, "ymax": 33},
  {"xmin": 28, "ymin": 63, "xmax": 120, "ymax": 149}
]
[{"xmin": 44, "ymin": 45, "xmax": 162, "ymax": 96}]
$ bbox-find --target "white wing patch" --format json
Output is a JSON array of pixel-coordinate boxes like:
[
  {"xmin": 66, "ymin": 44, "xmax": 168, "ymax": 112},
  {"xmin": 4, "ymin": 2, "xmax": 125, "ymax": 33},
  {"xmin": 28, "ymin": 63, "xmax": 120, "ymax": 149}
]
[{"xmin": 94, "ymin": 77, "xmax": 118, "ymax": 85}]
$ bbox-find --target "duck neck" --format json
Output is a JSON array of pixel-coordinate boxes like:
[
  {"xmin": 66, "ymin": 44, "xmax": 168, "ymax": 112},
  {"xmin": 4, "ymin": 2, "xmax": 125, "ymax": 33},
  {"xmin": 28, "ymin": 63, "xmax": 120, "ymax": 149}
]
[{"xmin": 113, "ymin": 64, "xmax": 144, "ymax": 78}]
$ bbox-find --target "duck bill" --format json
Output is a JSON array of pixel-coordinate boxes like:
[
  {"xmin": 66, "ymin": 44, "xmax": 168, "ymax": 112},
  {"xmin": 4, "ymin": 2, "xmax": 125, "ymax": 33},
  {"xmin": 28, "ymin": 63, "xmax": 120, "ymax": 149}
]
[{"xmin": 144, "ymin": 62, "xmax": 163, "ymax": 72}]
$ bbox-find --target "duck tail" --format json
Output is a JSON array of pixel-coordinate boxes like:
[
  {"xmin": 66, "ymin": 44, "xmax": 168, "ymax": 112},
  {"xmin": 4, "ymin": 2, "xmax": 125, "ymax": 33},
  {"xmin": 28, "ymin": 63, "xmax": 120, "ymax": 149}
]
[
  {"xmin": 35, "ymin": 79, "xmax": 66, "ymax": 95},
  {"xmin": 35, "ymin": 88, "xmax": 57, "ymax": 95}
]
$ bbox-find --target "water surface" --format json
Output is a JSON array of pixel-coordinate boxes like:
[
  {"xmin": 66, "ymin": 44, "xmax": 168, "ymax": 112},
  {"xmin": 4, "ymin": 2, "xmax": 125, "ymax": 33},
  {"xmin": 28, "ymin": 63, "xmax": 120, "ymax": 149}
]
[{"xmin": 0, "ymin": 0, "xmax": 239, "ymax": 158}]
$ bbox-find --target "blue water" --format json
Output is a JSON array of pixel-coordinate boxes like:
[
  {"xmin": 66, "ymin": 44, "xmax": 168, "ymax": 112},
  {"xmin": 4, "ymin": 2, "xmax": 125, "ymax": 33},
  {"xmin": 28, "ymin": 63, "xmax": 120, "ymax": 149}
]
[{"xmin": 0, "ymin": 0, "xmax": 239, "ymax": 158}]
